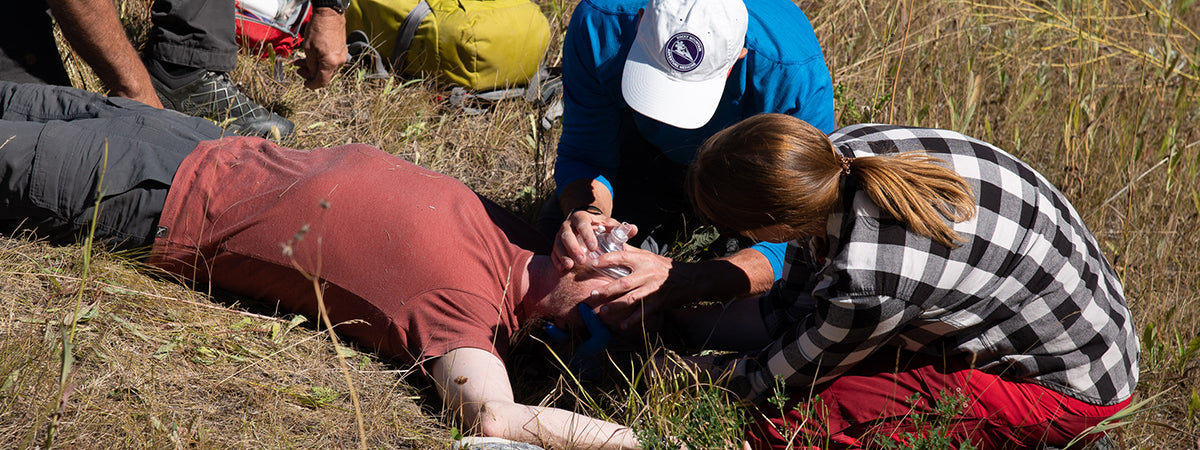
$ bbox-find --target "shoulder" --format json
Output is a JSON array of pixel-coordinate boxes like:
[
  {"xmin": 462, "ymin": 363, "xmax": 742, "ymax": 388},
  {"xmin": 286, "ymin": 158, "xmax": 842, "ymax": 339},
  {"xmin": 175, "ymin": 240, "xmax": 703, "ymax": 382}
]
[
  {"xmin": 564, "ymin": 0, "xmax": 642, "ymax": 68},
  {"xmin": 572, "ymin": 0, "xmax": 645, "ymax": 18},
  {"xmin": 568, "ymin": 0, "xmax": 643, "ymax": 32},
  {"xmin": 743, "ymin": 0, "xmax": 823, "ymax": 64},
  {"xmin": 821, "ymin": 191, "xmax": 923, "ymax": 294},
  {"xmin": 830, "ymin": 124, "xmax": 1002, "ymax": 159}
]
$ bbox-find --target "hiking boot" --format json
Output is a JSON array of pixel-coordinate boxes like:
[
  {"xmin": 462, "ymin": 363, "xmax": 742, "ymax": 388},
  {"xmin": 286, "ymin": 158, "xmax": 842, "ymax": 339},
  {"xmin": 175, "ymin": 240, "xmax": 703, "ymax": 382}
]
[{"xmin": 148, "ymin": 61, "xmax": 294, "ymax": 139}]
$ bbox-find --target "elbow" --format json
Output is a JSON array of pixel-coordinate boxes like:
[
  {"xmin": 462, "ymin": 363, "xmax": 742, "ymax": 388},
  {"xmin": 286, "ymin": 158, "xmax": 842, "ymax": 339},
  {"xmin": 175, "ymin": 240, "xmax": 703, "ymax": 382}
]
[{"xmin": 476, "ymin": 400, "xmax": 511, "ymax": 439}]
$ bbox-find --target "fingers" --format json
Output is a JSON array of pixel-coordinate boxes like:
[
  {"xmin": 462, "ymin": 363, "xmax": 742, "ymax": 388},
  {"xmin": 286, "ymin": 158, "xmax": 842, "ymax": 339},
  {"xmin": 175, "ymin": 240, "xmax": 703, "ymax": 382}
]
[
  {"xmin": 296, "ymin": 50, "xmax": 345, "ymax": 89},
  {"xmin": 293, "ymin": 59, "xmax": 313, "ymax": 83},
  {"xmin": 621, "ymin": 307, "xmax": 647, "ymax": 331},
  {"xmin": 591, "ymin": 249, "xmax": 669, "ymax": 296},
  {"xmin": 302, "ymin": 61, "xmax": 334, "ymax": 89},
  {"xmin": 569, "ymin": 211, "xmax": 601, "ymax": 254},
  {"xmin": 553, "ymin": 211, "xmax": 615, "ymax": 271},
  {"xmin": 589, "ymin": 250, "xmax": 673, "ymax": 330},
  {"xmin": 553, "ymin": 219, "xmax": 589, "ymax": 271},
  {"xmin": 595, "ymin": 295, "xmax": 647, "ymax": 331},
  {"xmin": 299, "ymin": 8, "xmax": 347, "ymax": 90},
  {"xmin": 624, "ymin": 222, "xmax": 640, "ymax": 241},
  {"xmin": 551, "ymin": 233, "xmax": 577, "ymax": 272}
]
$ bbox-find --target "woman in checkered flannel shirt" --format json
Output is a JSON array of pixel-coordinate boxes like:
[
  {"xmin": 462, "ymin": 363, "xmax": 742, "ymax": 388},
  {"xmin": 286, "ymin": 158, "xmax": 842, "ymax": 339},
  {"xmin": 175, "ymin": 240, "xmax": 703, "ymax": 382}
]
[{"xmin": 676, "ymin": 113, "xmax": 1138, "ymax": 449}]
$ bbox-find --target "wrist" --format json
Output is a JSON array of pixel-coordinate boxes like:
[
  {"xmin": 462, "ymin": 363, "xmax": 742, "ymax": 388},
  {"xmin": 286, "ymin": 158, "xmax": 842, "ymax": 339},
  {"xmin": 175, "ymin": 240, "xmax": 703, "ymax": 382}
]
[
  {"xmin": 310, "ymin": 0, "xmax": 347, "ymax": 13},
  {"xmin": 678, "ymin": 260, "xmax": 745, "ymax": 303},
  {"xmin": 571, "ymin": 204, "xmax": 604, "ymax": 216}
]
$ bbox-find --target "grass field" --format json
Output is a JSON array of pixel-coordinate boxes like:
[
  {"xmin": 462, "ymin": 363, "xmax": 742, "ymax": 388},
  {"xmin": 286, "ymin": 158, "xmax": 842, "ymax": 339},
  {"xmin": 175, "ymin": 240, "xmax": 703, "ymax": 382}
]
[{"xmin": 1, "ymin": 0, "xmax": 1198, "ymax": 448}]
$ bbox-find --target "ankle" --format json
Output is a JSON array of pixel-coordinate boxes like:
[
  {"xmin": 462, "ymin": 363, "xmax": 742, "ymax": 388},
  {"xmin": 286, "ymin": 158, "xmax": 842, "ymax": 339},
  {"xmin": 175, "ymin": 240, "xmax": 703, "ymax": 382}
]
[{"xmin": 147, "ymin": 59, "xmax": 206, "ymax": 90}]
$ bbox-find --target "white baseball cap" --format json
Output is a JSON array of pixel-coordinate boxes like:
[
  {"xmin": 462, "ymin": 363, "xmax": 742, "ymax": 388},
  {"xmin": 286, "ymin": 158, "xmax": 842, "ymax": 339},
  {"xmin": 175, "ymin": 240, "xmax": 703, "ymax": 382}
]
[{"xmin": 621, "ymin": 0, "xmax": 749, "ymax": 130}]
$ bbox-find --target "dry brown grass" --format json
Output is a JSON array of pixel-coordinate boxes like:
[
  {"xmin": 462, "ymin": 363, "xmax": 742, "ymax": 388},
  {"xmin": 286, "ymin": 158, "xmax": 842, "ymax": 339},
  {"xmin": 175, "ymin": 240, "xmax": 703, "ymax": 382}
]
[
  {"xmin": 0, "ymin": 236, "xmax": 444, "ymax": 448},
  {"xmin": 5, "ymin": 0, "xmax": 1198, "ymax": 448}
]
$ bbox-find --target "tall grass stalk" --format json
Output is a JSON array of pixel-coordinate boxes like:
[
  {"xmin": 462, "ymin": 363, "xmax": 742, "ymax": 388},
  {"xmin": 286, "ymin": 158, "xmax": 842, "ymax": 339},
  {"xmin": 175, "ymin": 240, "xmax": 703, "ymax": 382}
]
[
  {"xmin": 285, "ymin": 227, "xmax": 368, "ymax": 450},
  {"xmin": 1064, "ymin": 390, "xmax": 1167, "ymax": 448},
  {"xmin": 37, "ymin": 141, "xmax": 108, "ymax": 448}
]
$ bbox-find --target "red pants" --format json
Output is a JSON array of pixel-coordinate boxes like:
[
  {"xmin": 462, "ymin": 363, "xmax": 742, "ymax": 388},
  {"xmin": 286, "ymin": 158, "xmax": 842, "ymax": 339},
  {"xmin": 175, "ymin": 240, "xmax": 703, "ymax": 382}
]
[{"xmin": 746, "ymin": 351, "xmax": 1129, "ymax": 449}]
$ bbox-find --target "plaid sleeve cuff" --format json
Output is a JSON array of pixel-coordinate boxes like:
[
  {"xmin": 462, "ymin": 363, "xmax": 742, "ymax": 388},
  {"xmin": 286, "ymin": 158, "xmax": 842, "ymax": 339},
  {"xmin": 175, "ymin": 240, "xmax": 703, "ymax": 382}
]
[{"xmin": 719, "ymin": 354, "xmax": 773, "ymax": 404}]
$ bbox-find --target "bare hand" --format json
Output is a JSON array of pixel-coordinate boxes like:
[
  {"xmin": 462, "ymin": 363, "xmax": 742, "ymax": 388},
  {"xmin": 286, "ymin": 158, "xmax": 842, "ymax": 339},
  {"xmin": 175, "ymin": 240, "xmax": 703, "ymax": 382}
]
[
  {"xmin": 587, "ymin": 247, "xmax": 681, "ymax": 330},
  {"xmin": 551, "ymin": 210, "xmax": 624, "ymax": 272},
  {"xmin": 592, "ymin": 246, "xmax": 775, "ymax": 331},
  {"xmin": 295, "ymin": 8, "xmax": 347, "ymax": 89}
]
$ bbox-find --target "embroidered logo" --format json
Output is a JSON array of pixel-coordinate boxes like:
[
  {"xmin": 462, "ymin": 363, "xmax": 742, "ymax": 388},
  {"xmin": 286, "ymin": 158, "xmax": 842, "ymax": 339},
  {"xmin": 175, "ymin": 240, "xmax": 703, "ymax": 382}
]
[{"xmin": 662, "ymin": 32, "xmax": 704, "ymax": 73}]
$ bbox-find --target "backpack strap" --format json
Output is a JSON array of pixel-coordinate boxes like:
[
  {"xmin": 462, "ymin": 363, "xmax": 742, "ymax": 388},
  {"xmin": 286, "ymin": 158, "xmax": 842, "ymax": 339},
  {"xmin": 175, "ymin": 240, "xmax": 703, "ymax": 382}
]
[
  {"xmin": 392, "ymin": 0, "xmax": 432, "ymax": 71},
  {"xmin": 445, "ymin": 67, "xmax": 564, "ymax": 130},
  {"xmin": 524, "ymin": 67, "xmax": 564, "ymax": 130},
  {"xmin": 346, "ymin": 30, "xmax": 390, "ymax": 79}
]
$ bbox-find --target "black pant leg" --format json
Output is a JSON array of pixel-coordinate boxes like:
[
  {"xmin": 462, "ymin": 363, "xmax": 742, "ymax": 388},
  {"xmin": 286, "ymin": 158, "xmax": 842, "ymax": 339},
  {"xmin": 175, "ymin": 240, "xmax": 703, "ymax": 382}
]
[
  {"xmin": 146, "ymin": 0, "xmax": 238, "ymax": 72},
  {"xmin": 0, "ymin": 81, "xmax": 222, "ymax": 252},
  {"xmin": 0, "ymin": 1, "xmax": 72, "ymax": 86}
]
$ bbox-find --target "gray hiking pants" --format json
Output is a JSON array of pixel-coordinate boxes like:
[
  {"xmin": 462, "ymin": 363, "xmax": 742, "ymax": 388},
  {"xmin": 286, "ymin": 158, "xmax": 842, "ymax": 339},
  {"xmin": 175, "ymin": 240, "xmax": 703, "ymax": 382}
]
[{"xmin": 0, "ymin": 81, "xmax": 222, "ymax": 251}]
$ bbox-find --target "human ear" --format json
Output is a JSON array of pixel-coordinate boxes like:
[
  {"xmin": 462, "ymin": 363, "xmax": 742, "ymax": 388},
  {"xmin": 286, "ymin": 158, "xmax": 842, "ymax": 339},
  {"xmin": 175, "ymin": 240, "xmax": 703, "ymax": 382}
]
[{"xmin": 726, "ymin": 48, "xmax": 749, "ymax": 77}]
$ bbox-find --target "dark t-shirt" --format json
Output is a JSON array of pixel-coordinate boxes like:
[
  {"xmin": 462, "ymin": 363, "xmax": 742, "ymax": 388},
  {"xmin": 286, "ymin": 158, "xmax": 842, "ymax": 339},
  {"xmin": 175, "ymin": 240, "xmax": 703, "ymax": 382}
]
[{"xmin": 150, "ymin": 137, "xmax": 541, "ymax": 365}]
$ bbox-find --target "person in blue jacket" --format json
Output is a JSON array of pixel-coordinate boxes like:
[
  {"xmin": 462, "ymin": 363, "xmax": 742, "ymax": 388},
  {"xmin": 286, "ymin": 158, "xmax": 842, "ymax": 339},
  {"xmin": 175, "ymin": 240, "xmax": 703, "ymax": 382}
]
[{"xmin": 545, "ymin": 0, "xmax": 835, "ymax": 329}]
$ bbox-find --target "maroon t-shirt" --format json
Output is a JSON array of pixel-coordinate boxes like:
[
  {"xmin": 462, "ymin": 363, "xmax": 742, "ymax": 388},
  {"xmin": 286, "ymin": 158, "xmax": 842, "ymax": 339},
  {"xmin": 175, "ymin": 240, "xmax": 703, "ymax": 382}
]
[{"xmin": 150, "ymin": 137, "xmax": 543, "ymax": 365}]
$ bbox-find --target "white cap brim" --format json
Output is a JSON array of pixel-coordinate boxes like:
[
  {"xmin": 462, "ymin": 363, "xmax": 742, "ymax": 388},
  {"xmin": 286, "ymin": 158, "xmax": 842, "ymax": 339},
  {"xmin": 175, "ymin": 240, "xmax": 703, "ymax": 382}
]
[{"xmin": 621, "ymin": 43, "xmax": 728, "ymax": 130}]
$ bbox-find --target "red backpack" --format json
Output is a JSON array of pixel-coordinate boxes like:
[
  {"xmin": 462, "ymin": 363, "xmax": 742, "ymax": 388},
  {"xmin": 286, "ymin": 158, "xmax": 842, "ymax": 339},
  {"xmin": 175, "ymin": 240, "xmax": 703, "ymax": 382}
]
[{"xmin": 234, "ymin": 0, "xmax": 312, "ymax": 57}]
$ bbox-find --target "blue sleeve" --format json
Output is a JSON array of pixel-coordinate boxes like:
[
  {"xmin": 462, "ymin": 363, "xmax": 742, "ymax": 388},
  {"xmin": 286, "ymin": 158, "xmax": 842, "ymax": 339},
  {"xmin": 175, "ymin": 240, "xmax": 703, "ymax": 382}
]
[
  {"xmin": 749, "ymin": 240, "xmax": 786, "ymax": 280},
  {"xmin": 554, "ymin": 1, "xmax": 638, "ymax": 195}
]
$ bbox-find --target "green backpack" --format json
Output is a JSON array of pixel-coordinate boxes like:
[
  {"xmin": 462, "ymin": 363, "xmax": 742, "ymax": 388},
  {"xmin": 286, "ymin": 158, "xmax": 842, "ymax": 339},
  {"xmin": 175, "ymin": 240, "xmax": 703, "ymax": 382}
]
[{"xmin": 345, "ymin": 0, "xmax": 551, "ymax": 91}]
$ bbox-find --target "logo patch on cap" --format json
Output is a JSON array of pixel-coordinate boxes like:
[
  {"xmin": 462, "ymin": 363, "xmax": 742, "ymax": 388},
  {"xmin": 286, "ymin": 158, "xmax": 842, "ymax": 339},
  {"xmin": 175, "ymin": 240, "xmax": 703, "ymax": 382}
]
[{"xmin": 662, "ymin": 32, "xmax": 704, "ymax": 73}]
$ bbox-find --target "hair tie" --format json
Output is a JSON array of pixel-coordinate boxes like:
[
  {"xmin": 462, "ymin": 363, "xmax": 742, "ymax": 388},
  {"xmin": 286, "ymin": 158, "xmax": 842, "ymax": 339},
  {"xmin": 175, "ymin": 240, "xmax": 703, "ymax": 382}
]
[{"xmin": 839, "ymin": 155, "xmax": 853, "ymax": 175}]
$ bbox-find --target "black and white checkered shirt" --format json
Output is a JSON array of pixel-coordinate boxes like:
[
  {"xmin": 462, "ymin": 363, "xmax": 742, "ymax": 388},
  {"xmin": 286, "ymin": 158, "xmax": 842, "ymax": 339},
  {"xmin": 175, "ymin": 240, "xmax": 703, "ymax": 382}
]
[{"xmin": 725, "ymin": 124, "xmax": 1139, "ymax": 406}]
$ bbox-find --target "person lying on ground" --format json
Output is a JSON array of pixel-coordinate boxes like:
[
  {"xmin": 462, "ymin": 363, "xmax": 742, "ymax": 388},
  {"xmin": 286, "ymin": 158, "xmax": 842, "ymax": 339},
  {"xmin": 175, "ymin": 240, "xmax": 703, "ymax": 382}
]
[
  {"xmin": 617, "ymin": 113, "xmax": 1138, "ymax": 448},
  {"xmin": 0, "ymin": 80, "xmax": 638, "ymax": 449}
]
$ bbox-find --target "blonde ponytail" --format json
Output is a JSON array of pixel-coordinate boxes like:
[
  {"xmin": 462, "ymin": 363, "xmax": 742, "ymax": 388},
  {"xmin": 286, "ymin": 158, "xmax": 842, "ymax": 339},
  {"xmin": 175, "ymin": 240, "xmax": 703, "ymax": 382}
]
[{"xmin": 851, "ymin": 153, "xmax": 976, "ymax": 247}]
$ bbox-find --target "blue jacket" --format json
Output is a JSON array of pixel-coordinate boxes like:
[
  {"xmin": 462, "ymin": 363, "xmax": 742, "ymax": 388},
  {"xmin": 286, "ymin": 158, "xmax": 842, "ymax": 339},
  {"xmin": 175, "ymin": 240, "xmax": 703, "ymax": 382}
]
[{"xmin": 555, "ymin": 0, "xmax": 835, "ymax": 277}]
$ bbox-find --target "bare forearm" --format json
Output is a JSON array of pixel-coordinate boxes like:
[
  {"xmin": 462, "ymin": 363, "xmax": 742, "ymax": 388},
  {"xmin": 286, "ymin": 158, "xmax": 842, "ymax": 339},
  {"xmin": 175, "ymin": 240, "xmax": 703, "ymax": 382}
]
[
  {"xmin": 434, "ymin": 348, "xmax": 638, "ymax": 449},
  {"xmin": 478, "ymin": 400, "xmax": 639, "ymax": 449},
  {"xmin": 48, "ymin": 0, "xmax": 161, "ymax": 107}
]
